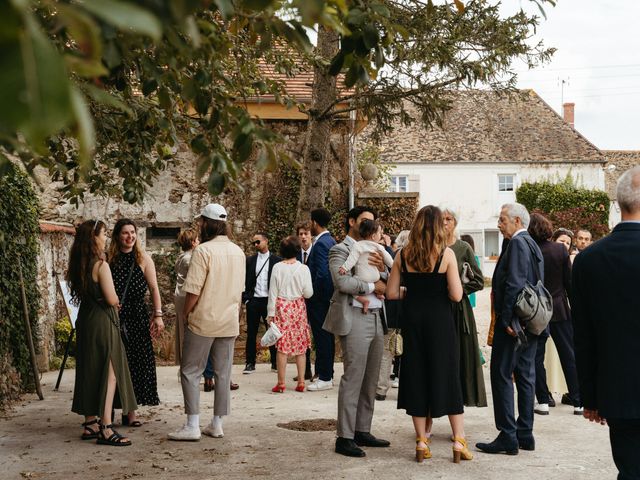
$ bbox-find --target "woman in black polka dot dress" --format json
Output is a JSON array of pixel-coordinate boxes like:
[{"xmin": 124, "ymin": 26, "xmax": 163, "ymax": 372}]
[{"xmin": 109, "ymin": 219, "xmax": 164, "ymax": 426}]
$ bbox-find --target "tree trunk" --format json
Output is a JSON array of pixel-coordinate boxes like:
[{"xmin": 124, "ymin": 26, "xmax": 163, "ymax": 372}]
[{"xmin": 296, "ymin": 26, "xmax": 339, "ymax": 222}]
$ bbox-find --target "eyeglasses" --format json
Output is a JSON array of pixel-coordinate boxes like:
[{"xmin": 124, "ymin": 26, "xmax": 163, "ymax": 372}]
[{"xmin": 252, "ymin": 240, "xmax": 261, "ymax": 245}]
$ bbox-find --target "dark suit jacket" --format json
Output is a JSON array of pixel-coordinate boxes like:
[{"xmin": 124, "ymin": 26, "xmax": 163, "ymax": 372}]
[
  {"xmin": 538, "ymin": 239, "xmax": 571, "ymax": 323},
  {"xmin": 242, "ymin": 252, "xmax": 282, "ymax": 303},
  {"xmin": 296, "ymin": 247, "xmax": 312, "ymax": 265},
  {"xmin": 571, "ymin": 222, "xmax": 640, "ymax": 418},
  {"xmin": 492, "ymin": 231, "xmax": 544, "ymax": 337},
  {"xmin": 307, "ymin": 231, "xmax": 337, "ymax": 304}
]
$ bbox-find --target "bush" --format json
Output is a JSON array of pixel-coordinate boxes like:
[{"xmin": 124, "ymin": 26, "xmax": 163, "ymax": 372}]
[
  {"xmin": 0, "ymin": 163, "xmax": 41, "ymax": 407},
  {"xmin": 516, "ymin": 177, "xmax": 610, "ymax": 239},
  {"xmin": 357, "ymin": 196, "xmax": 418, "ymax": 237},
  {"xmin": 54, "ymin": 317, "xmax": 75, "ymax": 356}
]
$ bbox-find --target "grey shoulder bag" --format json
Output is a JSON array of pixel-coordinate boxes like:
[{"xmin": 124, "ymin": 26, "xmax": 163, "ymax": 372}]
[{"xmin": 514, "ymin": 240, "xmax": 553, "ymax": 335}]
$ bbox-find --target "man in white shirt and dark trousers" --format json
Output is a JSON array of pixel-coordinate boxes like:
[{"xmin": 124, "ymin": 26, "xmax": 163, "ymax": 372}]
[
  {"xmin": 243, "ymin": 233, "xmax": 282, "ymax": 373},
  {"xmin": 295, "ymin": 222, "xmax": 314, "ymax": 381}
]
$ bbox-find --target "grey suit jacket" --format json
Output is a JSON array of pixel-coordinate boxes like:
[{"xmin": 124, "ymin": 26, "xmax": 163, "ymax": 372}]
[{"xmin": 322, "ymin": 237, "xmax": 371, "ymax": 336}]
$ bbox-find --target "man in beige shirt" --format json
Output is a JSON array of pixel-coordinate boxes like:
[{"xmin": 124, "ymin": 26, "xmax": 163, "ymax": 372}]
[{"xmin": 168, "ymin": 203, "xmax": 245, "ymax": 441}]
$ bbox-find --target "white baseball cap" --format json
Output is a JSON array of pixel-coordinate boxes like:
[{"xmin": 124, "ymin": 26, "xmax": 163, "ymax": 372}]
[{"xmin": 197, "ymin": 203, "xmax": 227, "ymax": 221}]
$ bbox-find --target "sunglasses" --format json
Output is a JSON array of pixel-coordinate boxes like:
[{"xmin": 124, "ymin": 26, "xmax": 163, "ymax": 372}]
[{"xmin": 252, "ymin": 240, "xmax": 261, "ymax": 245}]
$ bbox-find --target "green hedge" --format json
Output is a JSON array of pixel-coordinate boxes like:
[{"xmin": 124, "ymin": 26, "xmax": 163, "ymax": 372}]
[
  {"xmin": 516, "ymin": 179, "xmax": 610, "ymax": 239},
  {"xmin": 0, "ymin": 164, "xmax": 41, "ymax": 408},
  {"xmin": 357, "ymin": 196, "xmax": 418, "ymax": 237}
]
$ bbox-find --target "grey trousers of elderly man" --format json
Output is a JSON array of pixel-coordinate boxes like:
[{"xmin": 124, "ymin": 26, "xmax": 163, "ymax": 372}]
[
  {"xmin": 337, "ymin": 308, "xmax": 385, "ymax": 439},
  {"xmin": 180, "ymin": 329, "xmax": 235, "ymax": 415}
]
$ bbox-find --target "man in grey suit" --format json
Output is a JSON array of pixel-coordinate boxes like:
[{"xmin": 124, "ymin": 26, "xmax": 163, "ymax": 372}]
[{"xmin": 323, "ymin": 206, "xmax": 390, "ymax": 457}]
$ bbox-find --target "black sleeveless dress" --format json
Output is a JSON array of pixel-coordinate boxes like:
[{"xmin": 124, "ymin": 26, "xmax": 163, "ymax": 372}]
[
  {"xmin": 397, "ymin": 251, "xmax": 464, "ymax": 418},
  {"xmin": 111, "ymin": 251, "xmax": 160, "ymax": 407}
]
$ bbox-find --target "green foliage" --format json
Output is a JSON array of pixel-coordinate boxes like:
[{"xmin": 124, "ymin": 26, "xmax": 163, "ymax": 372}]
[
  {"xmin": 516, "ymin": 178, "xmax": 610, "ymax": 239},
  {"xmin": 54, "ymin": 317, "xmax": 75, "ymax": 357},
  {"xmin": 262, "ymin": 165, "xmax": 302, "ymax": 247},
  {"xmin": 357, "ymin": 196, "xmax": 418, "ymax": 237},
  {"xmin": 0, "ymin": 163, "xmax": 41, "ymax": 403},
  {"xmin": 0, "ymin": 353, "xmax": 21, "ymax": 411}
]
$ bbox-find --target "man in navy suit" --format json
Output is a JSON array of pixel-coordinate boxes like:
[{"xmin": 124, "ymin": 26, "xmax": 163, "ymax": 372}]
[
  {"xmin": 306, "ymin": 208, "xmax": 337, "ymax": 391},
  {"xmin": 572, "ymin": 166, "xmax": 640, "ymax": 479},
  {"xmin": 477, "ymin": 203, "xmax": 543, "ymax": 455}
]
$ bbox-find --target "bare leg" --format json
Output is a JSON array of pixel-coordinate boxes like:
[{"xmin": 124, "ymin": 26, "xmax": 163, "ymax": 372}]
[
  {"xmin": 295, "ymin": 354, "xmax": 305, "ymax": 384},
  {"xmin": 448, "ymin": 413, "xmax": 465, "ymax": 448},
  {"xmin": 355, "ymin": 295, "xmax": 370, "ymax": 314},
  {"xmin": 425, "ymin": 416, "xmax": 433, "ymax": 437},
  {"xmin": 276, "ymin": 351, "xmax": 287, "ymax": 386},
  {"xmin": 102, "ymin": 361, "xmax": 130, "ymax": 442},
  {"xmin": 412, "ymin": 416, "xmax": 428, "ymax": 449}
]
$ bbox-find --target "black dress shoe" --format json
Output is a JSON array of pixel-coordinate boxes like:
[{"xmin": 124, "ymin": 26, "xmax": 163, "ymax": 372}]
[
  {"xmin": 354, "ymin": 431, "xmax": 390, "ymax": 447},
  {"xmin": 375, "ymin": 394, "xmax": 386, "ymax": 401},
  {"xmin": 335, "ymin": 437, "xmax": 366, "ymax": 457},
  {"xmin": 476, "ymin": 437, "xmax": 519, "ymax": 455},
  {"xmin": 518, "ymin": 437, "xmax": 535, "ymax": 451},
  {"xmin": 561, "ymin": 393, "xmax": 572, "ymax": 405},
  {"xmin": 548, "ymin": 396, "xmax": 556, "ymax": 407}
]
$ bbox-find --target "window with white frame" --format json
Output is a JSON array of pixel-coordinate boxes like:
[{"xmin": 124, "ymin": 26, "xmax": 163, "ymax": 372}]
[
  {"xmin": 484, "ymin": 229, "xmax": 500, "ymax": 257},
  {"xmin": 389, "ymin": 175, "xmax": 408, "ymax": 193},
  {"xmin": 498, "ymin": 174, "xmax": 515, "ymax": 192}
]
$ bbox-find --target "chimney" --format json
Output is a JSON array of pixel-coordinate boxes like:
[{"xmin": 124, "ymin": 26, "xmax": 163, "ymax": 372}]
[{"xmin": 563, "ymin": 102, "xmax": 575, "ymax": 127}]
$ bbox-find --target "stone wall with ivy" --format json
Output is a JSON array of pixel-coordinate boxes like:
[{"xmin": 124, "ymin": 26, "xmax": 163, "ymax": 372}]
[
  {"xmin": 516, "ymin": 180, "xmax": 610, "ymax": 239},
  {"xmin": 356, "ymin": 192, "xmax": 419, "ymax": 237},
  {"xmin": 0, "ymin": 164, "xmax": 41, "ymax": 410}
]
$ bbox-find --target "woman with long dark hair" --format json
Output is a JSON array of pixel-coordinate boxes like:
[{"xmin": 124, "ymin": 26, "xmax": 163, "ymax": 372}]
[
  {"xmin": 68, "ymin": 220, "xmax": 136, "ymax": 446},
  {"xmin": 108, "ymin": 219, "xmax": 163, "ymax": 426},
  {"xmin": 387, "ymin": 206, "xmax": 470, "ymax": 463}
]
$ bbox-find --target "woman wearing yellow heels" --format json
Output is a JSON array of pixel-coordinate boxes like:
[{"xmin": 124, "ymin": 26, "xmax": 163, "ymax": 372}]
[
  {"xmin": 387, "ymin": 206, "xmax": 473, "ymax": 463},
  {"xmin": 266, "ymin": 236, "xmax": 313, "ymax": 393}
]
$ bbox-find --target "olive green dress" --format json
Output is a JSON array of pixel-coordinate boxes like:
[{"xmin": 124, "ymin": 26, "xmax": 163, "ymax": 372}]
[
  {"xmin": 72, "ymin": 259, "xmax": 137, "ymax": 416},
  {"xmin": 450, "ymin": 239, "xmax": 487, "ymax": 407}
]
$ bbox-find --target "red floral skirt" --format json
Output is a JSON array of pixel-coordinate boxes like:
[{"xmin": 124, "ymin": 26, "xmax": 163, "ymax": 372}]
[{"xmin": 274, "ymin": 296, "xmax": 311, "ymax": 356}]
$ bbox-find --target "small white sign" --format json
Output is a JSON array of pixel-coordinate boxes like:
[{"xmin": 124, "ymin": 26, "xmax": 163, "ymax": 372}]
[{"xmin": 58, "ymin": 279, "xmax": 79, "ymax": 329}]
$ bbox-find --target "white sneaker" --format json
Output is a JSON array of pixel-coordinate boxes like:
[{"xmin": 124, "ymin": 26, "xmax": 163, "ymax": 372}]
[
  {"xmin": 391, "ymin": 378, "xmax": 399, "ymax": 389},
  {"xmin": 574, "ymin": 406, "xmax": 584, "ymax": 416},
  {"xmin": 168, "ymin": 424, "xmax": 201, "ymax": 441},
  {"xmin": 307, "ymin": 379, "xmax": 333, "ymax": 391},
  {"xmin": 202, "ymin": 422, "xmax": 224, "ymax": 438},
  {"xmin": 534, "ymin": 403, "xmax": 549, "ymax": 415}
]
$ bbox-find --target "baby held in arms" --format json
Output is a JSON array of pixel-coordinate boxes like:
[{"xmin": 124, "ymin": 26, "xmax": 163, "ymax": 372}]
[{"xmin": 339, "ymin": 219, "xmax": 394, "ymax": 313}]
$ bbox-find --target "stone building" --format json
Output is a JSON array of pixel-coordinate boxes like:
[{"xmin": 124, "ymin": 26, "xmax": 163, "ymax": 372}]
[{"xmin": 34, "ymin": 71, "xmax": 357, "ymax": 369}]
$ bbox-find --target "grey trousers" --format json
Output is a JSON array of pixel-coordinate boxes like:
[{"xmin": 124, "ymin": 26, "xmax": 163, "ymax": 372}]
[
  {"xmin": 337, "ymin": 308, "xmax": 384, "ymax": 439},
  {"xmin": 180, "ymin": 329, "xmax": 235, "ymax": 416},
  {"xmin": 376, "ymin": 329, "xmax": 397, "ymax": 396}
]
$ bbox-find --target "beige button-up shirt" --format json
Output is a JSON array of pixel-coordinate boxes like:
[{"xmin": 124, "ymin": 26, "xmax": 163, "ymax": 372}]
[{"xmin": 183, "ymin": 236, "xmax": 245, "ymax": 337}]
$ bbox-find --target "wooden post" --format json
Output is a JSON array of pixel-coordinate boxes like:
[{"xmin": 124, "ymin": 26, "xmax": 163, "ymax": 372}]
[{"xmin": 17, "ymin": 256, "xmax": 43, "ymax": 400}]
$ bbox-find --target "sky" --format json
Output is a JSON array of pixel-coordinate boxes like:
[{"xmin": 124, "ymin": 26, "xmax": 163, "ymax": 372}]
[{"xmin": 506, "ymin": 0, "xmax": 640, "ymax": 150}]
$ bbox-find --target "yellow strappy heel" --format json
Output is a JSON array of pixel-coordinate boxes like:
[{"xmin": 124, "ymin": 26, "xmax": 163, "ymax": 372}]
[
  {"xmin": 416, "ymin": 436, "xmax": 431, "ymax": 462},
  {"xmin": 452, "ymin": 437, "xmax": 473, "ymax": 463}
]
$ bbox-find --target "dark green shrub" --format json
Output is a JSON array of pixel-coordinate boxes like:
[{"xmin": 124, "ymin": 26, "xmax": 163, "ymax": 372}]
[{"xmin": 0, "ymin": 163, "xmax": 41, "ymax": 405}]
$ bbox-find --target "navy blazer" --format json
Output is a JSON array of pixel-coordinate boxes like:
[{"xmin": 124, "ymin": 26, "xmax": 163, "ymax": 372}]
[
  {"xmin": 242, "ymin": 252, "xmax": 281, "ymax": 303},
  {"xmin": 296, "ymin": 247, "xmax": 312, "ymax": 265},
  {"xmin": 307, "ymin": 231, "xmax": 337, "ymax": 304},
  {"xmin": 492, "ymin": 231, "xmax": 544, "ymax": 337},
  {"xmin": 571, "ymin": 222, "xmax": 640, "ymax": 418},
  {"xmin": 538, "ymin": 239, "xmax": 571, "ymax": 323}
]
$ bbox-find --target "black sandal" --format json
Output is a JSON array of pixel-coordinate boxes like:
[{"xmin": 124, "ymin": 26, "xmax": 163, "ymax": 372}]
[
  {"xmin": 97, "ymin": 423, "xmax": 132, "ymax": 446},
  {"xmin": 81, "ymin": 419, "xmax": 100, "ymax": 440}
]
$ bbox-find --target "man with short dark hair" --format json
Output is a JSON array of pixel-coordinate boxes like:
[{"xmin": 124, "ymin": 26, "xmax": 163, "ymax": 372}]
[
  {"xmin": 324, "ymin": 206, "xmax": 390, "ymax": 457},
  {"xmin": 306, "ymin": 208, "xmax": 337, "ymax": 391},
  {"xmin": 477, "ymin": 203, "xmax": 543, "ymax": 455},
  {"xmin": 242, "ymin": 233, "xmax": 281, "ymax": 374},
  {"xmin": 575, "ymin": 229, "xmax": 592, "ymax": 252},
  {"xmin": 572, "ymin": 166, "xmax": 640, "ymax": 479}
]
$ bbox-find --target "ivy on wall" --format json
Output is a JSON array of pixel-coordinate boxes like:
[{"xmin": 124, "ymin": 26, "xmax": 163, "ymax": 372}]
[
  {"xmin": 0, "ymin": 164, "xmax": 41, "ymax": 408},
  {"xmin": 516, "ymin": 178, "xmax": 610, "ymax": 239},
  {"xmin": 261, "ymin": 165, "xmax": 302, "ymax": 248},
  {"xmin": 357, "ymin": 196, "xmax": 419, "ymax": 237}
]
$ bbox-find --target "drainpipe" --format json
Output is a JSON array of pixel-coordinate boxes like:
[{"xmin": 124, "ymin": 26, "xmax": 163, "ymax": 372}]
[{"xmin": 348, "ymin": 110, "xmax": 357, "ymax": 209}]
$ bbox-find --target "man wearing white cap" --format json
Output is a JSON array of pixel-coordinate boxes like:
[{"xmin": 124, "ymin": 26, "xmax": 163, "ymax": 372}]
[{"xmin": 169, "ymin": 203, "xmax": 245, "ymax": 441}]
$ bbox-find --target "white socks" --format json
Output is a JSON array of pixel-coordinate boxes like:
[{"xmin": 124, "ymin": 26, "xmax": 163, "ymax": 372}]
[
  {"xmin": 187, "ymin": 414, "xmax": 200, "ymax": 428},
  {"xmin": 212, "ymin": 415, "xmax": 224, "ymax": 437}
]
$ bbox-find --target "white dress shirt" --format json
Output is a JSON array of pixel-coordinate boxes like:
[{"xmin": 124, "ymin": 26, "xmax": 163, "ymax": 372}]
[
  {"xmin": 301, "ymin": 246, "xmax": 312, "ymax": 264},
  {"xmin": 254, "ymin": 251, "xmax": 270, "ymax": 298}
]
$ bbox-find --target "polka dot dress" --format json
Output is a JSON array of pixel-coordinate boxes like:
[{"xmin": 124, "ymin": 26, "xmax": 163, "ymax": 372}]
[{"xmin": 112, "ymin": 251, "xmax": 160, "ymax": 407}]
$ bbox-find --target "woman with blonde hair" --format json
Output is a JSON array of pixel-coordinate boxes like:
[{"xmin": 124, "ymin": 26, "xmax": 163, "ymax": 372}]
[
  {"xmin": 109, "ymin": 219, "xmax": 163, "ymax": 427},
  {"xmin": 387, "ymin": 206, "xmax": 470, "ymax": 463},
  {"xmin": 68, "ymin": 220, "xmax": 136, "ymax": 445}
]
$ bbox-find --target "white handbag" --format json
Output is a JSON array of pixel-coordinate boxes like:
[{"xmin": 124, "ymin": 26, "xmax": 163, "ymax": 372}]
[{"xmin": 260, "ymin": 322, "xmax": 283, "ymax": 347}]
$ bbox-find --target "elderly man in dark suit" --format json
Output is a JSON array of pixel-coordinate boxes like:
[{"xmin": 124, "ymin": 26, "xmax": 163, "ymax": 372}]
[
  {"xmin": 242, "ymin": 233, "xmax": 281, "ymax": 374},
  {"xmin": 572, "ymin": 166, "xmax": 640, "ymax": 479},
  {"xmin": 477, "ymin": 203, "xmax": 543, "ymax": 455},
  {"xmin": 306, "ymin": 208, "xmax": 337, "ymax": 391}
]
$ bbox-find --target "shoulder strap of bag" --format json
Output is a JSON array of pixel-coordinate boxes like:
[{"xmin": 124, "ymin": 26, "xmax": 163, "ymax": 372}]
[
  {"xmin": 255, "ymin": 254, "xmax": 270, "ymax": 279},
  {"xmin": 522, "ymin": 237, "xmax": 542, "ymax": 283}
]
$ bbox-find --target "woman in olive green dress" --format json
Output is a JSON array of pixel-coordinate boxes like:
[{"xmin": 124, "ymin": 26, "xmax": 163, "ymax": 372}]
[
  {"xmin": 67, "ymin": 220, "xmax": 137, "ymax": 446},
  {"xmin": 442, "ymin": 207, "xmax": 487, "ymax": 407}
]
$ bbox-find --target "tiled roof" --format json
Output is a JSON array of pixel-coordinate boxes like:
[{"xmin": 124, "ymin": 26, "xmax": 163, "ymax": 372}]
[
  {"xmin": 368, "ymin": 90, "xmax": 605, "ymax": 164},
  {"xmin": 602, "ymin": 150, "xmax": 640, "ymax": 199}
]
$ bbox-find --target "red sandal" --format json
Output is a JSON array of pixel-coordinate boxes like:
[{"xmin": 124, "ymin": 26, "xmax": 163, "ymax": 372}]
[
  {"xmin": 271, "ymin": 384, "xmax": 285, "ymax": 393},
  {"xmin": 295, "ymin": 383, "xmax": 305, "ymax": 392}
]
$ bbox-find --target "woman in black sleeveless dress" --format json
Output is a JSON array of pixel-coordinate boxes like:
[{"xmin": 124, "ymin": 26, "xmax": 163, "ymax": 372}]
[
  {"xmin": 109, "ymin": 219, "xmax": 163, "ymax": 426},
  {"xmin": 387, "ymin": 206, "xmax": 471, "ymax": 464}
]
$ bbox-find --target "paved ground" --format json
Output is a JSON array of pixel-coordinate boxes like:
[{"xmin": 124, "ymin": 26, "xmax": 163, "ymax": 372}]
[{"xmin": 0, "ymin": 290, "xmax": 617, "ymax": 479}]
